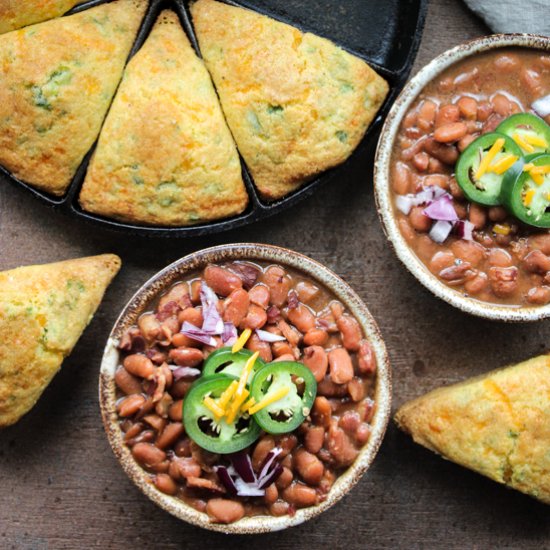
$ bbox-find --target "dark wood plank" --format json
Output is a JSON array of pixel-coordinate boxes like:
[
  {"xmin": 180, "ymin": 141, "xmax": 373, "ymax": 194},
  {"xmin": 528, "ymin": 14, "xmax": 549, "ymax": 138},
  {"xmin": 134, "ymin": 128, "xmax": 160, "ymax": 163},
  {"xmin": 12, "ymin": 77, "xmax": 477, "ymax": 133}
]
[{"xmin": 1, "ymin": 1, "xmax": 549, "ymax": 548}]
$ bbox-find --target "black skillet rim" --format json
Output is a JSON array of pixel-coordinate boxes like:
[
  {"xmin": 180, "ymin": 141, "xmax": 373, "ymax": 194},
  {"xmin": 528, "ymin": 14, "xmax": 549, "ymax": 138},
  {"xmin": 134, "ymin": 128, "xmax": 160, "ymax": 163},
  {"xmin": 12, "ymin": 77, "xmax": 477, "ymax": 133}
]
[{"xmin": 0, "ymin": 0, "xmax": 428, "ymax": 237}]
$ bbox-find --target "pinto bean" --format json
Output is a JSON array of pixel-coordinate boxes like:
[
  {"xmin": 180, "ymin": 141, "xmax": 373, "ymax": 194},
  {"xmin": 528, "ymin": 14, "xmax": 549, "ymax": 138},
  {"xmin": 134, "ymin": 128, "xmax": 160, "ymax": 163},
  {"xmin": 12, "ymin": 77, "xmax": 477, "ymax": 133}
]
[
  {"xmin": 275, "ymin": 467, "xmax": 294, "ymax": 490},
  {"xmin": 428, "ymin": 157, "xmax": 446, "ymax": 174},
  {"xmin": 204, "ymin": 265, "xmax": 242, "ymax": 297},
  {"xmin": 168, "ymin": 399, "xmax": 184, "ymax": 422},
  {"xmin": 433, "ymin": 122, "xmax": 467, "ymax": 143},
  {"xmin": 143, "ymin": 414, "xmax": 166, "ymax": 433},
  {"xmin": 392, "ymin": 161, "xmax": 412, "ymax": 194},
  {"xmin": 409, "ymin": 206, "xmax": 432, "ymax": 232},
  {"xmin": 527, "ymin": 286, "xmax": 550, "ymax": 305},
  {"xmin": 305, "ymin": 426, "xmax": 325, "ymax": 454},
  {"xmin": 295, "ymin": 281, "xmax": 320, "ymax": 303},
  {"xmin": 348, "ymin": 377, "xmax": 366, "ymax": 401},
  {"xmin": 286, "ymin": 304, "xmax": 315, "ymax": 334},
  {"xmin": 439, "ymin": 262, "xmax": 473, "ymax": 285},
  {"xmin": 177, "ymin": 307, "xmax": 203, "ymax": 328},
  {"xmin": 245, "ymin": 333, "xmax": 272, "ymax": 362},
  {"xmin": 328, "ymin": 348, "xmax": 354, "ymax": 384},
  {"xmin": 488, "ymin": 248, "xmax": 512, "ymax": 267},
  {"xmin": 264, "ymin": 266, "xmax": 292, "ymax": 307},
  {"xmin": 132, "ymin": 442, "xmax": 166, "ymax": 468},
  {"xmin": 482, "ymin": 113, "xmax": 504, "ymax": 133},
  {"xmin": 339, "ymin": 410, "xmax": 361, "ymax": 435},
  {"xmin": 457, "ymin": 96, "xmax": 477, "ymax": 119},
  {"xmin": 223, "ymin": 288, "xmax": 249, "ymax": 326},
  {"xmin": 423, "ymin": 138, "xmax": 459, "ymax": 165},
  {"xmin": 158, "ymin": 283, "xmax": 191, "ymax": 311},
  {"xmin": 264, "ymin": 483, "xmax": 279, "ymax": 505},
  {"xmin": 412, "ymin": 152, "xmax": 430, "ymax": 172},
  {"xmin": 118, "ymin": 394, "xmax": 146, "ymax": 417},
  {"xmin": 169, "ymin": 347, "xmax": 203, "ymax": 367},
  {"xmin": 356, "ymin": 423, "xmax": 371, "ymax": 446},
  {"xmin": 435, "ymin": 104, "xmax": 460, "ymax": 127},
  {"xmin": 464, "ymin": 272, "xmax": 488, "ymax": 295},
  {"xmin": 240, "ymin": 304, "xmax": 268, "ymax": 330},
  {"xmin": 336, "ymin": 315, "xmax": 362, "ymax": 352},
  {"xmin": 294, "ymin": 449, "xmax": 324, "ymax": 485},
  {"xmin": 282, "ymin": 483, "xmax": 318, "ymax": 508},
  {"xmin": 417, "ymin": 99, "xmax": 437, "ymax": 131},
  {"xmin": 154, "ymin": 473, "xmax": 178, "ymax": 495},
  {"xmin": 317, "ymin": 377, "xmax": 348, "ymax": 397},
  {"xmin": 138, "ymin": 314, "xmax": 161, "ymax": 342},
  {"xmin": 327, "ymin": 423, "xmax": 359, "ymax": 467},
  {"xmin": 312, "ymin": 396, "xmax": 332, "ymax": 428},
  {"xmin": 248, "ymin": 284, "xmax": 270, "ymax": 308},
  {"xmin": 529, "ymin": 234, "xmax": 550, "ymax": 255},
  {"xmin": 451, "ymin": 239, "xmax": 486, "ymax": 267},
  {"xmin": 491, "ymin": 93, "xmax": 512, "ymax": 116},
  {"xmin": 458, "ymin": 133, "xmax": 477, "ymax": 152},
  {"xmin": 123, "ymin": 354, "xmax": 155, "ymax": 380},
  {"xmin": 115, "ymin": 367, "xmax": 143, "ymax": 395},
  {"xmin": 206, "ymin": 499, "xmax": 245, "ymax": 524},
  {"xmin": 489, "ymin": 266, "xmax": 518, "ymax": 297},
  {"xmin": 252, "ymin": 436, "xmax": 275, "ymax": 470},
  {"xmin": 521, "ymin": 68, "xmax": 543, "ymax": 96},
  {"xmin": 156, "ymin": 422, "xmax": 185, "ymax": 450},
  {"xmin": 358, "ymin": 340, "xmax": 376, "ymax": 375},
  {"xmin": 303, "ymin": 346, "xmax": 328, "ymax": 382},
  {"xmin": 303, "ymin": 328, "xmax": 329, "ymax": 347},
  {"xmin": 169, "ymin": 456, "xmax": 201, "ymax": 480},
  {"xmin": 272, "ymin": 340, "xmax": 294, "ymax": 358},
  {"xmin": 522, "ymin": 250, "xmax": 550, "ymax": 274},
  {"xmin": 278, "ymin": 319, "xmax": 302, "ymax": 347}
]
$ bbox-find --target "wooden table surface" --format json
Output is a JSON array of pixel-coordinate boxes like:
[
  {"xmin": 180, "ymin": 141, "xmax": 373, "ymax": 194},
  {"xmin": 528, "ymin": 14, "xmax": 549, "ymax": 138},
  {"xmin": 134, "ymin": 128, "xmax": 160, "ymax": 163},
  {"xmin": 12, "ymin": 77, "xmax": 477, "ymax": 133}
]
[{"xmin": 2, "ymin": 1, "xmax": 550, "ymax": 548}]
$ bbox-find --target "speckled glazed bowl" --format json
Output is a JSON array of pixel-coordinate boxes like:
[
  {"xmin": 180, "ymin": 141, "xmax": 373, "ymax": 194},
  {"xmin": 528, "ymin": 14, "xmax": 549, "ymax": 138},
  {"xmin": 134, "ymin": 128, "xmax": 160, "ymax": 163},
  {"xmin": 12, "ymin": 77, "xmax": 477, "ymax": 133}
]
[
  {"xmin": 99, "ymin": 243, "xmax": 391, "ymax": 534},
  {"xmin": 374, "ymin": 34, "xmax": 550, "ymax": 322}
]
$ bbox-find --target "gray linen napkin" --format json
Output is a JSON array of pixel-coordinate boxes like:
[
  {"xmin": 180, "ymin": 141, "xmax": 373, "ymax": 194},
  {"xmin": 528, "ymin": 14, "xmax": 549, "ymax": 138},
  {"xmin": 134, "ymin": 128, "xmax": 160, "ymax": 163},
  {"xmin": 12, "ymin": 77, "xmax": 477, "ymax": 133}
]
[{"xmin": 463, "ymin": 0, "xmax": 550, "ymax": 35}]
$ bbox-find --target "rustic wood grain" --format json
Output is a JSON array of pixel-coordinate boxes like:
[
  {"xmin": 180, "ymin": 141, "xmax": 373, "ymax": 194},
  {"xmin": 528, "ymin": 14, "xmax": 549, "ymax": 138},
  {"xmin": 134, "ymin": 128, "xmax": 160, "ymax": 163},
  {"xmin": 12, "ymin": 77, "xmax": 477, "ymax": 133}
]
[{"xmin": 1, "ymin": 1, "xmax": 549, "ymax": 548}]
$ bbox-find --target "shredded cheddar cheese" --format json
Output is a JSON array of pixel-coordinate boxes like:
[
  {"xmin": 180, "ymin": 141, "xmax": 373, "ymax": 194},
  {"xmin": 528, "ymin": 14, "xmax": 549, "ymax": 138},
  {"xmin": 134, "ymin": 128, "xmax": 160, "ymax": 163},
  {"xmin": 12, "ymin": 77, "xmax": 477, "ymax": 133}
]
[
  {"xmin": 513, "ymin": 133, "xmax": 535, "ymax": 153},
  {"xmin": 524, "ymin": 134, "xmax": 548, "ymax": 148},
  {"xmin": 524, "ymin": 189, "xmax": 536, "ymax": 207},
  {"xmin": 523, "ymin": 163, "xmax": 535, "ymax": 172},
  {"xmin": 240, "ymin": 397, "xmax": 257, "ymax": 413},
  {"xmin": 217, "ymin": 380, "xmax": 239, "ymax": 411},
  {"xmin": 232, "ymin": 328, "xmax": 252, "ymax": 353},
  {"xmin": 475, "ymin": 138, "xmax": 505, "ymax": 179},
  {"xmin": 236, "ymin": 351, "xmax": 259, "ymax": 398},
  {"xmin": 489, "ymin": 154, "xmax": 519, "ymax": 175},
  {"xmin": 531, "ymin": 172, "xmax": 544, "ymax": 186},
  {"xmin": 530, "ymin": 165, "xmax": 550, "ymax": 175},
  {"xmin": 248, "ymin": 387, "xmax": 290, "ymax": 415},
  {"xmin": 225, "ymin": 388, "xmax": 250, "ymax": 424},
  {"xmin": 493, "ymin": 223, "xmax": 511, "ymax": 236},
  {"xmin": 203, "ymin": 396, "xmax": 225, "ymax": 420}
]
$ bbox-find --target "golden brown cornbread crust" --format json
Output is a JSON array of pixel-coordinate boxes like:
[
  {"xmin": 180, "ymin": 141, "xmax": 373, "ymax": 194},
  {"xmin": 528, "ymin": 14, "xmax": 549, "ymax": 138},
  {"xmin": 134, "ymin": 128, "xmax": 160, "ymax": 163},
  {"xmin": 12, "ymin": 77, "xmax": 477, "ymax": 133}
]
[
  {"xmin": 0, "ymin": 0, "xmax": 83, "ymax": 34},
  {"xmin": 395, "ymin": 355, "xmax": 550, "ymax": 504},
  {"xmin": 0, "ymin": 0, "xmax": 146, "ymax": 196},
  {"xmin": 0, "ymin": 254, "xmax": 121, "ymax": 427},
  {"xmin": 80, "ymin": 10, "xmax": 248, "ymax": 226},
  {"xmin": 191, "ymin": 0, "xmax": 389, "ymax": 200}
]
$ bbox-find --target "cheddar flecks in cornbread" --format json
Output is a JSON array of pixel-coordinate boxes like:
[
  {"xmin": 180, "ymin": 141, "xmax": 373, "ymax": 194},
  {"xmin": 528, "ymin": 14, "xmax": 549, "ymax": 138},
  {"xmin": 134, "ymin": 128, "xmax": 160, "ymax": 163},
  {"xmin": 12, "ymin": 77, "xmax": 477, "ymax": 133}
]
[
  {"xmin": 0, "ymin": 1, "xmax": 83, "ymax": 34},
  {"xmin": 0, "ymin": 255, "xmax": 120, "ymax": 427},
  {"xmin": 395, "ymin": 355, "xmax": 550, "ymax": 504},
  {"xmin": 80, "ymin": 11, "xmax": 248, "ymax": 226},
  {"xmin": 191, "ymin": 0, "xmax": 389, "ymax": 200},
  {"xmin": 0, "ymin": 0, "xmax": 146, "ymax": 195}
]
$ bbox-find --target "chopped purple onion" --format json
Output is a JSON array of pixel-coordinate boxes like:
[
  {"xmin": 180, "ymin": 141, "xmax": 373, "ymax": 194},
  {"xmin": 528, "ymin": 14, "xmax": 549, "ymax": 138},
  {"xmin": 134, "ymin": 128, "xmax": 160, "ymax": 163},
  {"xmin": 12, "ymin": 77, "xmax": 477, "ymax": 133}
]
[
  {"xmin": 258, "ymin": 463, "xmax": 283, "ymax": 489},
  {"xmin": 228, "ymin": 262, "xmax": 260, "ymax": 290},
  {"xmin": 170, "ymin": 366, "xmax": 201, "ymax": 379},
  {"xmin": 180, "ymin": 321, "xmax": 217, "ymax": 347},
  {"xmin": 532, "ymin": 94, "xmax": 550, "ymax": 118},
  {"xmin": 222, "ymin": 322, "xmax": 238, "ymax": 345},
  {"xmin": 215, "ymin": 466, "xmax": 237, "ymax": 495},
  {"xmin": 429, "ymin": 220, "xmax": 454, "ymax": 244},
  {"xmin": 395, "ymin": 194, "xmax": 414, "ymax": 215},
  {"xmin": 255, "ymin": 329, "xmax": 286, "ymax": 343},
  {"xmin": 423, "ymin": 195, "xmax": 458, "ymax": 222},
  {"xmin": 230, "ymin": 451, "xmax": 256, "ymax": 483},
  {"xmin": 258, "ymin": 447, "xmax": 283, "ymax": 482},
  {"xmin": 455, "ymin": 219, "xmax": 475, "ymax": 241}
]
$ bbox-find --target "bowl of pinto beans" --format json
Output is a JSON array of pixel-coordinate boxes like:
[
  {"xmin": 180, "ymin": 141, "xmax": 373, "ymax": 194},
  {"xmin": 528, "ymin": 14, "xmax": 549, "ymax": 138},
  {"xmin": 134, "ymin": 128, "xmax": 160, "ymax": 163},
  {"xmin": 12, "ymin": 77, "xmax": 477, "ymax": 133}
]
[
  {"xmin": 375, "ymin": 34, "xmax": 550, "ymax": 321},
  {"xmin": 99, "ymin": 243, "xmax": 391, "ymax": 533}
]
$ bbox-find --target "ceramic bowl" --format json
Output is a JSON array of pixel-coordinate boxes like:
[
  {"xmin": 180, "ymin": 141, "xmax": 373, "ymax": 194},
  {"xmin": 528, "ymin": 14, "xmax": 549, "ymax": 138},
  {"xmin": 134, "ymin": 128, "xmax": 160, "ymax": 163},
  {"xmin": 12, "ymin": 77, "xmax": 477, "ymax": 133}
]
[
  {"xmin": 374, "ymin": 34, "xmax": 550, "ymax": 322},
  {"xmin": 99, "ymin": 243, "xmax": 391, "ymax": 533}
]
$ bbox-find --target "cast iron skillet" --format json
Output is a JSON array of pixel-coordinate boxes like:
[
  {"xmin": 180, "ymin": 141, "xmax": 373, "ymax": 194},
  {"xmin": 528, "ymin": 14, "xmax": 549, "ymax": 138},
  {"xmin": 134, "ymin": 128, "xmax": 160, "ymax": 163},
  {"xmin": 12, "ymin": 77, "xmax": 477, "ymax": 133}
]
[{"xmin": 0, "ymin": 0, "xmax": 427, "ymax": 237}]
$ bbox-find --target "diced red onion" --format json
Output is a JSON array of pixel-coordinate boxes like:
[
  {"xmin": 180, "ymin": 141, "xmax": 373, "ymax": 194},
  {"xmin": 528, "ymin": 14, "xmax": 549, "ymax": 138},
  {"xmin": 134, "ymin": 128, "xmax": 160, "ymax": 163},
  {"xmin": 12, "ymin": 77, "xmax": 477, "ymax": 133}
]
[
  {"xmin": 455, "ymin": 220, "xmax": 475, "ymax": 241},
  {"xmin": 200, "ymin": 281, "xmax": 218, "ymax": 307},
  {"xmin": 215, "ymin": 466, "xmax": 237, "ymax": 495},
  {"xmin": 230, "ymin": 451, "xmax": 256, "ymax": 483},
  {"xmin": 396, "ymin": 186, "xmax": 452, "ymax": 217},
  {"xmin": 258, "ymin": 447, "xmax": 283, "ymax": 482},
  {"xmin": 232, "ymin": 475, "xmax": 266, "ymax": 497},
  {"xmin": 228, "ymin": 262, "xmax": 260, "ymax": 290},
  {"xmin": 222, "ymin": 322, "xmax": 238, "ymax": 345},
  {"xmin": 395, "ymin": 194, "xmax": 414, "ymax": 215},
  {"xmin": 423, "ymin": 195, "xmax": 458, "ymax": 222},
  {"xmin": 532, "ymin": 94, "xmax": 550, "ymax": 118},
  {"xmin": 429, "ymin": 220, "xmax": 454, "ymax": 244},
  {"xmin": 202, "ymin": 302, "xmax": 224, "ymax": 335},
  {"xmin": 180, "ymin": 321, "xmax": 217, "ymax": 347},
  {"xmin": 255, "ymin": 329, "xmax": 286, "ymax": 343},
  {"xmin": 170, "ymin": 366, "xmax": 201, "ymax": 379},
  {"xmin": 258, "ymin": 463, "xmax": 283, "ymax": 489}
]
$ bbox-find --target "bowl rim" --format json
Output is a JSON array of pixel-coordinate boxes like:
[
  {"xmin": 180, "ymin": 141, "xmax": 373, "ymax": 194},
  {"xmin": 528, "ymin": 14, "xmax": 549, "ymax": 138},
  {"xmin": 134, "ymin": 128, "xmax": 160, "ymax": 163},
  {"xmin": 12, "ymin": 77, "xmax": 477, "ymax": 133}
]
[
  {"xmin": 374, "ymin": 33, "xmax": 550, "ymax": 322},
  {"xmin": 99, "ymin": 243, "xmax": 392, "ymax": 534}
]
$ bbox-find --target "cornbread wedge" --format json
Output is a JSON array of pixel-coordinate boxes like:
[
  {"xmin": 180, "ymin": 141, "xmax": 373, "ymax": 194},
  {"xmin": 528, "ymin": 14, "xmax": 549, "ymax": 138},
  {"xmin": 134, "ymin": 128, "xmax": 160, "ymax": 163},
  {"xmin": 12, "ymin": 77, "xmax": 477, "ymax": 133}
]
[
  {"xmin": 191, "ymin": 0, "xmax": 389, "ymax": 200},
  {"xmin": 0, "ymin": 1, "xmax": 83, "ymax": 34},
  {"xmin": 395, "ymin": 355, "xmax": 550, "ymax": 504},
  {"xmin": 0, "ymin": 0, "xmax": 146, "ymax": 196},
  {"xmin": 80, "ymin": 11, "xmax": 248, "ymax": 226},
  {"xmin": 0, "ymin": 254, "xmax": 121, "ymax": 427}
]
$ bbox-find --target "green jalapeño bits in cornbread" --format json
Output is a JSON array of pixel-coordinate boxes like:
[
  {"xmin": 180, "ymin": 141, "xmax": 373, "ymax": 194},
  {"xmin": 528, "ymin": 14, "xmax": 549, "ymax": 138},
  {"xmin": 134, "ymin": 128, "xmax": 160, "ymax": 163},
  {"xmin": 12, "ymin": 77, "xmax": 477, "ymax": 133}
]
[
  {"xmin": 80, "ymin": 11, "xmax": 248, "ymax": 227},
  {"xmin": 191, "ymin": 0, "xmax": 389, "ymax": 201},
  {"xmin": 0, "ymin": 0, "xmax": 146, "ymax": 196},
  {"xmin": 0, "ymin": 1, "xmax": 84, "ymax": 35}
]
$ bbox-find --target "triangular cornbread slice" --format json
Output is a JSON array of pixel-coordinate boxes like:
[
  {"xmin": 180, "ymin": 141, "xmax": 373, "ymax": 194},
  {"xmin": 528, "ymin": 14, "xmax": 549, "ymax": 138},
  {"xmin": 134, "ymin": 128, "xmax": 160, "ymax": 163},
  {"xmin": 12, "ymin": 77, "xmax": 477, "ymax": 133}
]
[
  {"xmin": 395, "ymin": 355, "xmax": 550, "ymax": 504},
  {"xmin": 0, "ymin": 0, "xmax": 147, "ymax": 196},
  {"xmin": 0, "ymin": 254, "xmax": 121, "ymax": 427},
  {"xmin": 80, "ymin": 10, "xmax": 248, "ymax": 226},
  {"xmin": 0, "ymin": 1, "xmax": 83, "ymax": 34},
  {"xmin": 191, "ymin": 0, "xmax": 389, "ymax": 200}
]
